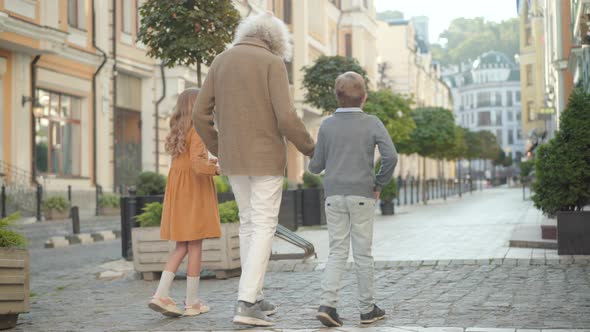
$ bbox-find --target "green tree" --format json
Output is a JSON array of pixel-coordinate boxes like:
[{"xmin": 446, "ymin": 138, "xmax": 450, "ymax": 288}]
[
  {"xmin": 431, "ymin": 17, "xmax": 519, "ymax": 66},
  {"xmin": 477, "ymin": 130, "xmax": 502, "ymax": 161},
  {"xmin": 364, "ymin": 90, "xmax": 416, "ymax": 143},
  {"xmin": 397, "ymin": 107, "xmax": 456, "ymax": 203},
  {"xmin": 137, "ymin": 0, "xmax": 241, "ymax": 86},
  {"xmin": 532, "ymin": 89, "xmax": 590, "ymax": 216},
  {"xmin": 302, "ymin": 56, "xmax": 369, "ymax": 114}
]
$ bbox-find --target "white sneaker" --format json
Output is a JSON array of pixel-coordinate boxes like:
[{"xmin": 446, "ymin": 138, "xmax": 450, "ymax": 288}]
[
  {"xmin": 148, "ymin": 296, "xmax": 183, "ymax": 317},
  {"xmin": 184, "ymin": 300, "xmax": 210, "ymax": 316}
]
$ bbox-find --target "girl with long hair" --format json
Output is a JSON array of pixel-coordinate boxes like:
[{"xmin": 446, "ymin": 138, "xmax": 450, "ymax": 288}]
[{"xmin": 148, "ymin": 88, "xmax": 221, "ymax": 317}]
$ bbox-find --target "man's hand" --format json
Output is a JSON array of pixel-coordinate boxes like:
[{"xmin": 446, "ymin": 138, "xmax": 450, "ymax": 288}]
[
  {"xmin": 216, "ymin": 165, "xmax": 221, "ymax": 175},
  {"xmin": 208, "ymin": 157, "xmax": 218, "ymax": 165},
  {"xmin": 374, "ymin": 191, "xmax": 380, "ymax": 201}
]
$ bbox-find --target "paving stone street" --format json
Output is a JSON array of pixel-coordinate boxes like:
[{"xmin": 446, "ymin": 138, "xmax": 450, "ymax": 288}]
[{"xmin": 9, "ymin": 187, "xmax": 589, "ymax": 331}]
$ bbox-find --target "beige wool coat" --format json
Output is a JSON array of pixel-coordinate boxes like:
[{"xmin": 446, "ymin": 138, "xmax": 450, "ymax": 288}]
[{"xmin": 192, "ymin": 37, "xmax": 315, "ymax": 176}]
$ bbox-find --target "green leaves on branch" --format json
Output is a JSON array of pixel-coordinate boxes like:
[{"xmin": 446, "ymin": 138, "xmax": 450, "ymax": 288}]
[
  {"xmin": 0, "ymin": 213, "xmax": 26, "ymax": 248},
  {"xmin": 302, "ymin": 56, "xmax": 369, "ymax": 114},
  {"xmin": 396, "ymin": 107, "xmax": 456, "ymax": 159},
  {"xmin": 137, "ymin": 0, "xmax": 241, "ymax": 84},
  {"xmin": 532, "ymin": 89, "xmax": 590, "ymax": 216},
  {"xmin": 364, "ymin": 90, "xmax": 416, "ymax": 143}
]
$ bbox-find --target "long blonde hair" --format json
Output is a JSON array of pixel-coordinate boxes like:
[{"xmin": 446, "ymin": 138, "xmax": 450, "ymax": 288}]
[{"xmin": 165, "ymin": 88, "xmax": 199, "ymax": 157}]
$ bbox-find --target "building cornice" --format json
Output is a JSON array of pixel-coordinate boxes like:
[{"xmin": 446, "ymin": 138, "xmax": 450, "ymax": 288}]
[{"xmin": 0, "ymin": 12, "xmax": 68, "ymax": 54}]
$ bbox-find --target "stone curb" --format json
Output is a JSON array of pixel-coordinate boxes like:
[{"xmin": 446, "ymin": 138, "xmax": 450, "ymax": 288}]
[
  {"xmin": 44, "ymin": 230, "xmax": 120, "ymax": 248},
  {"xmin": 265, "ymin": 257, "xmax": 590, "ymax": 273}
]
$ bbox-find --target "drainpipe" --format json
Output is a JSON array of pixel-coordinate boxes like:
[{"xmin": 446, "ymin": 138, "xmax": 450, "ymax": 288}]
[
  {"xmin": 92, "ymin": 0, "xmax": 108, "ymax": 187},
  {"xmin": 154, "ymin": 63, "xmax": 165, "ymax": 174},
  {"xmin": 30, "ymin": 55, "xmax": 41, "ymax": 185},
  {"xmin": 112, "ymin": 0, "xmax": 118, "ymax": 190},
  {"xmin": 245, "ymin": 0, "xmax": 253, "ymax": 16}
]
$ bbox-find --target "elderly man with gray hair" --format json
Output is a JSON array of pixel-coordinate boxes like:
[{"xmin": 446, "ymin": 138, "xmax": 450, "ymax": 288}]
[{"xmin": 193, "ymin": 12, "xmax": 315, "ymax": 326}]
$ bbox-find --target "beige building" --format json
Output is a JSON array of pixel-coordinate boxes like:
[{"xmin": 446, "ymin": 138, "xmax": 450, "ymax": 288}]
[
  {"xmin": 518, "ymin": 0, "xmax": 548, "ymax": 154},
  {"xmin": 375, "ymin": 18, "xmax": 454, "ymax": 180}
]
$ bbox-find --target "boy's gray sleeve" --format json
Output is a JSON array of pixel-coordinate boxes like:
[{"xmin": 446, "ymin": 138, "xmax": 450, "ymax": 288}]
[
  {"xmin": 308, "ymin": 128, "xmax": 325, "ymax": 174},
  {"xmin": 374, "ymin": 119, "xmax": 398, "ymax": 192}
]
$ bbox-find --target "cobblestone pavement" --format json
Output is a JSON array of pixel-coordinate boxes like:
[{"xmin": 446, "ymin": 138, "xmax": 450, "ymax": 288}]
[{"xmin": 15, "ymin": 255, "xmax": 590, "ymax": 331}]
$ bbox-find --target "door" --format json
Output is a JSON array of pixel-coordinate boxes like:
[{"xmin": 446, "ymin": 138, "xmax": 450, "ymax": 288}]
[{"xmin": 114, "ymin": 108, "xmax": 141, "ymax": 191}]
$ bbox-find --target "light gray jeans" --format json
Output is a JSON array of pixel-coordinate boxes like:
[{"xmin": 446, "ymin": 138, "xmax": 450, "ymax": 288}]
[{"xmin": 321, "ymin": 195, "xmax": 376, "ymax": 314}]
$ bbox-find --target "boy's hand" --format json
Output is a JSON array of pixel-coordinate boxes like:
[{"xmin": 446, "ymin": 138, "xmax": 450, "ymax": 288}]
[{"xmin": 374, "ymin": 191, "xmax": 380, "ymax": 201}]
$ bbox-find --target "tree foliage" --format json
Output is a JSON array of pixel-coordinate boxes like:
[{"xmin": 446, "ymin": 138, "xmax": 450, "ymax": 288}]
[
  {"xmin": 302, "ymin": 56, "xmax": 369, "ymax": 114},
  {"xmin": 431, "ymin": 17, "xmax": 519, "ymax": 66},
  {"xmin": 364, "ymin": 90, "xmax": 416, "ymax": 143},
  {"xmin": 448, "ymin": 126, "xmax": 468, "ymax": 160},
  {"xmin": 532, "ymin": 89, "xmax": 590, "ymax": 216},
  {"xmin": 137, "ymin": 0, "xmax": 241, "ymax": 85},
  {"xmin": 396, "ymin": 107, "xmax": 456, "ymax": 159},
  {"xmin": 477, "ymin": 130, "xmax": 502, "ymax": 161}
]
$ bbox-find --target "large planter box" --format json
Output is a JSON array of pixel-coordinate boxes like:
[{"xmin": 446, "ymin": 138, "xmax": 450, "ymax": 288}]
[
  {"xmin": 301, "ymin": 189, "xmax": 326, "ymax": 226},
  {"xmin": 100, "ymin": 207, "xmax": 120, "ymax": 216},
  {"xmin": 44, "ymin": 209, "xmax": 68, "ymax": 221},
  {"xmin": 131, "ymin": 222, "xmax": 240, "ymax": 279},
  {"xmin": 380, "ymin": 201, "xmax": 395, "ymax": 216},
  {"xmin": 217, "ymin": 192, "xmax": 235, "ymax": 204},
  {"xmin": 0, "ymin": 248, "xmax": 30, "ymax": 330},
  {"xmin": 120, "ymin": 195, "xmax": 164, "ymax": 260},
  {"xmin": 557, "ymin": 211, "xmax": 590, "ymax": 255}
]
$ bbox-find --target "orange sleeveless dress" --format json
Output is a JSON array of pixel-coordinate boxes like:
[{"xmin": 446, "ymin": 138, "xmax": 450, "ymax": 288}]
[{"xmin": 160, "ymin": 128, "xmax": 221, "ymax": 241}]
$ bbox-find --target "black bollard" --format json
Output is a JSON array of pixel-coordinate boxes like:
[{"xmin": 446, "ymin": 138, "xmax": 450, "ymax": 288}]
[
  {"xmin": 68, "ymin": 185, "xmax": 72, "ymax": 217},
  {"xmin": 95, "ymin": 185, "xmax": 103, "ymax": 216},
  {"xmin": 1, "ymin": 185, "xmax": 5, "ymax": 218},
  {"xmin": 71, "ymin": 206, "xmax": 80, "ymax": 234},
  {"xmin": 36, "ymin": 185, "xmax": 42, "ymax": 222}
]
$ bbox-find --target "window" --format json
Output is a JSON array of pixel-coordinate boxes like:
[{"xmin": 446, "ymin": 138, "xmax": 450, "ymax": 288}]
[
  {"xmin": 517, "ymin": 129, "xmax": 523, "ymax": 140},
  {"xmin": 496, "ymin": 111, "xmax": 503, "ymax": 125},
  {"xmin": 516, "ymin": 91, "xmax": 521, "ymax": 102},
  {"xmin": 477, "ymin": 92, "xmax": 491, "ymax": 107},
  {"xmin": 345, "ymin": 33, "xmax": 353, "ymax": 58},
  {"xmin": 507, "ymin": 111, "xmax": 514, "ymax": 122},
  {"xmin": 516, "ymin": 112, "xmax": 522, "ymax": 121},
  {"xmin": 363, "ymin": 0, "xmax": 369, "ymax": 8},
  {"xmin": 526, "ymin": 65, "xmax": 533, "ymax": 86},
  {"xmin": 283, "ymin": 0, "xmax": 292, "ymax": 25},
  {"xmin": 506, "ymin": 91, "xmax": 513, "ymax": 106},
  {"xmin": 508, "ymin": 129, "xmax": 514, "ymax": 144},
  {"xmin": 496, "ymin": 129, "xmax": 503, "ymax": 145},
  {"xmin": 285, "ymin": 61, "xmax": 293, "ymax": 84},
  {"xmin": 35, "ymin": 89, "xmax": 82, "ymax": 176},
  {"xmin": 495, "ymin": 92, "xmax": 502, "ymax": 106},
  {"xmin": 478, "ymin": 111, "xmax": 491, "ymax": 126},
  {"xmin": 525, "ymin": 27, "xmax": 532, "ymax": 46},
  {"xmin": 122, "ymin": 0, "xmax": 134, "ymax": 34},
  {"xmin": 68, "ymin": 0, "xmax": 86, "ymax": 30},
  {"xmin": 527, "ymin": 101, "xmax": 536, "ymax": 121}
]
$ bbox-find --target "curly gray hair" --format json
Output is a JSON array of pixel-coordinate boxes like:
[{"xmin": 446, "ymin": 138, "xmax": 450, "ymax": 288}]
[{"xmin": 233, "ymin": 11, "xmax": 293, "ymax": 61}]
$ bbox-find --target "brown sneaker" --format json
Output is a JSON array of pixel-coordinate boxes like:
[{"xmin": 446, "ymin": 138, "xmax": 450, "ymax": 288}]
[
  {"xmin": 184, "ymin": 300, "xmax": 210, "ymax": 316},
  {"xmin": 148, "ymin": 296, "xmax": 183, "ymax": 317}
]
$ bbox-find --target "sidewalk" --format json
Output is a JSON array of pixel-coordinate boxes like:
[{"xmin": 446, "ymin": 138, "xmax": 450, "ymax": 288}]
[{"xmin": 271, "ymin": 187, "xmax": 557, "ymax": 262}]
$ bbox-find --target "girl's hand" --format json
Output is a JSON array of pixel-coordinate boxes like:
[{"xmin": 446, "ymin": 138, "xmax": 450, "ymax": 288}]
[
  {"xmin": 208, "ymin": 157, "xmax": 218, "ymax": 165},
  {"xmin": 215, "ymin": 165, "xmax": 221, "ymax": 175}
]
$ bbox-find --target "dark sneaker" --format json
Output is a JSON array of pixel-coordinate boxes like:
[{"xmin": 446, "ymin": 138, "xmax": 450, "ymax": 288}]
[
  {"xmin": 316, "ymin": 305, "xmax": 343, "ymax": 327},
  {"xmin": 360, "ymin": 304, "xmax": 386, "ymax": 324},
  {"xmin": 256, "ymin": 299, "xmax": 278, "ymax": 316},
  {"xmin": 233, "ymin": 301, "xmax": 274, "ymax": 327}
]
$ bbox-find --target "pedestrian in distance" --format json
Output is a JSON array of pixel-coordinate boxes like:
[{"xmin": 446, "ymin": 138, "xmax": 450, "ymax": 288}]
[
  {"xmin": 308, "ymin": 71, "xmax": 398, "ymax": 327},
  {"xmin": 148, "ymin": 88, "xmax": 221, "ymax": 318},
  {"xmin": 193, "ymin": 11, "xmax": 315, "ymax": 327}
]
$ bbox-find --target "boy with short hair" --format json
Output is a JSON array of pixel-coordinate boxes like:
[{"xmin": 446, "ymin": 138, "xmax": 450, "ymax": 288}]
[{"xmin": 308, "ymin": 71, "xmax": 398, "ymax": 327}]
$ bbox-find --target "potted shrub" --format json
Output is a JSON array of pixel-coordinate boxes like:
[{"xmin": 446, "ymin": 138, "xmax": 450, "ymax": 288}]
[
  {"xmin": 532, "ymin": 89, "xmax": 590, "ymax": 254},
  {"xmin": 42, "ymin": 196, "xmax": 70, "ymax": 221},
  {"xmin": 99, "ymin": 193, "xmax": 120, "ymax": 216},
  {"xmin": 0, "ymin": 213, "xmax": 29, "ymax": 329},
  {"xmin": 301, "ymin": 172, "xmax": 326, "ymax": 226},
  {"xmin": 379, "ymin": 178, "xmax": 398, "ymax": 216},
  {"xmin": 131, "ymin": 201, "xmax": 241, "ymax": 280}
]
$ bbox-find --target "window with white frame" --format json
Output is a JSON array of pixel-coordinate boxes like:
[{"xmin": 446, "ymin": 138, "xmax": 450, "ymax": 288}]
[{"xmin": 68, "ymin": 0, "xmax": 86, "ymax": 30}]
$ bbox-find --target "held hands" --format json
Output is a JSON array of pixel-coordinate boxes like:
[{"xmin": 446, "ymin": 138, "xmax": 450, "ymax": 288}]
[{"xmin": 208, "ymin": 157, "xmax": 221, "ymax": 175}]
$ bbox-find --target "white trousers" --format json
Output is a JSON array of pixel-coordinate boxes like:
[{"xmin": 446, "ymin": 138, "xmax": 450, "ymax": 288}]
[{"xmin": 228, "ymin": 175, "xmax": 283, "ymax": 303}]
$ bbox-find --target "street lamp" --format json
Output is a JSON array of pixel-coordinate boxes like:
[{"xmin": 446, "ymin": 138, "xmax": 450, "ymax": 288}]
[{"xmin": 22, "ymin": 95, "xmax": 44, "ymax": 117}]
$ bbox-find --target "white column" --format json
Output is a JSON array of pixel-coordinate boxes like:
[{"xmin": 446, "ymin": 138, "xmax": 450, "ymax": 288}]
[
  {"xmin": 12, "ymin": 53, "xmax": 32, "ymax": 173},
  {"xmin": 141, "ymin": 76, "xmax": 155, "ymax": 172}
]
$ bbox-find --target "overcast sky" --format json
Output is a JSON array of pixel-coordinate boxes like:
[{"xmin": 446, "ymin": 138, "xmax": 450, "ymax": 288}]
[{"xmin": 374, "ymin": 0, "xmax": 519, "ymax": 44}]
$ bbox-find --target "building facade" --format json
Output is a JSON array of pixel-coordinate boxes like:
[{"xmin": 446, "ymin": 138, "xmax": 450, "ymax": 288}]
[
  {"xmin": 569, "ymin": 0, "xmax": 590, "ymax": 93},
  {"xmin": 445, "ymin": 52, "xmax": 525, "ymax": 161},
  {"xmin": 1, "ymin": 0, "xmax": 380, "ymax": 206},
  {"xmin": 518, "ymin": 0, "xmax": 549, "ymax": 155}
]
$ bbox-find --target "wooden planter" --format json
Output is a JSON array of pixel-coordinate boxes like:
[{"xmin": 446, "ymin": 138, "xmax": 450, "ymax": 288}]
[
  {"xmin": 557, "ymin": 211, "xmax": 590, "ymax": 255},
  {"xmin": 100, "ymin": 206, "xmax": 120, "ymax": 216},
  {"xmin": 131, "ymin": 222, "xmax": 240, "ymax": 280},
  {"xmin": 0, "ymin": 248, "xmax": 30, "ymax": 330},
  {"xmin": 44, "ymin": 209, "xmax": 68, "ymax": 221}
]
